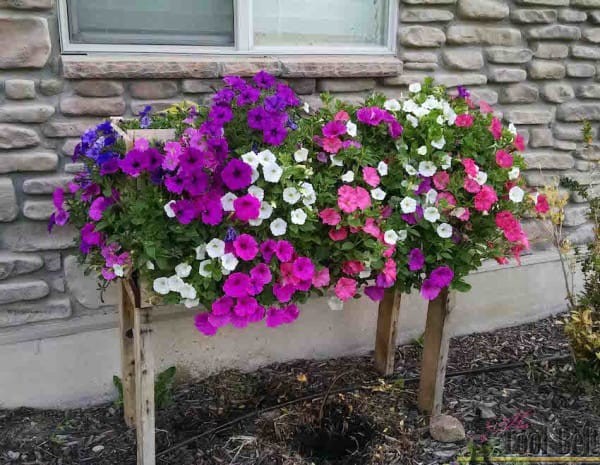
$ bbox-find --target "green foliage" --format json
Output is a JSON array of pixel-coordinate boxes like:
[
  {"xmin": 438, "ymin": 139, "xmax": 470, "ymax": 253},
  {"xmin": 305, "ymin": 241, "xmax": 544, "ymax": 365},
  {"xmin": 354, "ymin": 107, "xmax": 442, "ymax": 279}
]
[{"xmin": 112, "ymin": 366, "xmax": 177, "ymax": 409}]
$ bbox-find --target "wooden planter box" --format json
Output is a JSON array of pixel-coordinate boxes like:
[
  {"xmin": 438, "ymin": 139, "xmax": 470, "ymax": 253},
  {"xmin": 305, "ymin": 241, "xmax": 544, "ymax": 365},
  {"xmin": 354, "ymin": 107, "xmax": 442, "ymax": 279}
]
[{"xmin": 109, "ymin": 119, "xmax": 455, "ymax": 464}]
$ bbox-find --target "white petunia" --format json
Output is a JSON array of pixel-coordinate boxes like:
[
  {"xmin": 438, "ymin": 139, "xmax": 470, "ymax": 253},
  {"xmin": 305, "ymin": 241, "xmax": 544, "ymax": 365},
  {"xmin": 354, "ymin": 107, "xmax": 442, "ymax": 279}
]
[
  {"xmin": 397, "ymin": 230, "xmax": 408, "ymax": 241},
  {"xmin": 153, "ymin": 277, "xmax": 170, "ymax": 295},
  {"xmin": 175, "ymin": 262, "xmax": 192, "ymax": 278},
  {"xmin": 371, "ymin": 188, "xmax": 386, "ymax": 200},
  {"xmin": 168, "ymin": 275, "xmax": 185, "ymax": 293},
  {"xmin": 474, "ymin": 171, "xmax": 488, "ymax": 186},
  {"xmin": 432, "ymin": 136, "xmax": 446, "ymax": 150},
  {"xmin": 508, "ymin": 123, "xmax": 518, "ymax": 135},
  {"xmin": 424, "ymin": 206, "xmax": 441, "ymax": 223},
  {"xmin": 509, "ymin": 186, "xmax": 525, "ymax": 203},
  {"xmin": 198, "ymin": 259, "xmax": 212, "ymax": 278},
  {"xmin": 251, "ymin": 167, "xmax": 260, "ymax": 183},
  {"xmin": 206, "ymin": 238, "xmax": 225, "ymax": 258},
  {"xmin": 403, "ymin": 99, "xmax": 418, "ymax": 113},
  {"xmin": 377, "ymin": 161, "xmax": 388, "ymax": 176},
  {"xmin": 179, "ymin": 284, "xmax": 197, "ymax": 300},
  {"xmin": 247, "ymin": 185, "xmax": 264, "ymax": 202},
  {"xmin": 426, "ymin": 189, "xmax": 438, "ymax": 205},
  {"xmin": 257, "ymin": 149, "xmax": 276, "ymax": 166},
  {"xmin": 195, "ymin": 244, "xmax": 206, "ymax": 261},
  {"xmin": 303, "ymin": 102, "xmax": 310, "ymax": 113},
  {"xmin": 164, "ymin": 200, "xmax": 176, "ymax": 218},
  {"xmin": 437, "ymin": 223, "xmax": 453, "ymax": 239},
  {"xmin": 508, "ymin": 167, "xmax": 520, "ymax": 180},
  {"xmin": 346, "ymin": 121, "xmax": 357, "ymax": 137},
  {"xmin": 400, "ymin": 197, "xmax": 417, "ymax": 214},
  {"xmin": 113, "ymin": 264, "xmax": 125, "ymax": 277},
  {"xmin": 183, "ymin": 298, "xmax": 199, "ymax": 309},
  {"xmin": 384, "ymin": 99, "xmax": 401, "ymax": 112},
  {"xmin": 262, "ymin": 162, "xmax": 283, "ymax": 183},
  {"xmin": 328, "ymin": 296, "xmax": 344, "ymax": 311},
  {"xmin": 407, "ymin": 114, "xmax": 419, "ymax": 128},
  {"xmin": 258, "ymin": 201, "xmax": 273, "ymax": 220},
  {"xmin": 300, "ymin": 182, "xmax": 316, "ymax": 206},
  {"xmin": 283, "ymin": 187, "xmax": 301, "ymax": 205},
  {"xmin": 341, "ymin": 171, "xmax": 355, "ymax": 183},
  {"xmin": 417, "ymin": 145, "xmax": 428, "ymax": 156},
  {"xmin": 441, "ymin": 154, "xmax": 452, "ymax": 170},
  {"xmin": 221, "ymin": 253, "xmax": 239, "ymax": 271},
  {"xmin": 291, "ymin": 208, "xmax": 307, "ymax": 225},
  {"xmin": 330, "ymin": 155, "xmax": 344, "ymax": 167},
  {"xmin": 248, "ymin": 218, "xmax": 263, "ymax": 226},
  {"xmin": 241, "ymin": 151, "xmax": 260, "ymax": 169},
  {"xmin": 146, "ymin": 260, "xmax": 155, "ymax": 270},
  {"xmin": 404, "ymin": 164, "xmax": 418, "ymax": 176},
  {"xmin": 221, "ymin": 192, "xmax": 237, "ymax": 212},
  {"xmin": 418, "ymin": 161, "xmax": 437, "ymax": 177},
  {"xmin": 359, "ymin": 268, "xmax": 372, "ymax": 279},
  {"xmin": 270, "ymin": 218, "xmax": 287, "ymax": 236},
  {"xmin": 409, "ymin": 82, "xmax": 422, "ymax": 93},
  {"xmin": 294, "ymin": 147, "xmax": 309, "ymax": 162},
  {"xmin": 413, "ymin": 106, "xmax": 430, "ymax": 119},
  {"xmin": 383, "ymin": 230, "xmax": 399, "ymax": 245},
  {"xmin": 436, "ymin": 115, "xmax": 445, "ymax": 125}
]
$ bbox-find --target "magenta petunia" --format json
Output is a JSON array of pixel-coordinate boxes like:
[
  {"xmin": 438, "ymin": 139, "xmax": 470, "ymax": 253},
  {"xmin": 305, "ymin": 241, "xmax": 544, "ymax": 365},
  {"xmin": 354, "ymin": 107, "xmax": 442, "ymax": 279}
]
[
  {"xmin": 234, "ymin": 296, "xmax": 258, "ymax": 317},
  {"xmin": 118, "ymin": 149, "xmax": 148, "ymax": 177},
  {"xmin": 334, "ymin": 277, "xmax": 357, "ymax": 301},
  {"xmin": 312, "ymin": 267, "xmax": 330, "ymax": 288},
  {"xmin": 275, "ymin": 240, "xmax": 295, "ymax": 262},
  {"xmin": 362, "ymin": 167, "xmax": 380, "ymax": 188},
  {"xmin": 429, "ymin": 266, "xmax": 454, "ymax": 288},
  {"xmin": 322, "ymin": 120, "xmax": 347, "ymax": 138},
  {"xmin": 233, "ymin": 194, "xmax": 261, "ymax": 221},
  {"xmin": 273, "ymin": 283, "xmax": 295, "ymax": 303},
  {"xmin": 223, "ymin": 272, "xmax": 253, "ymax": 298},
  {"xmin": 292, "ymin": 257, "xmax": 314, "ymax": 281},
  {"xmin": 364, "ymin": 286, "xmax": 385, "ymax": 302},
  {"xmin": 319, "ymin": 208, "xmax": 341, "ymax": 226},
  {"xmin": 420, "ymin": 279, "xmax": 442, "ymax": 301},
  {"xmin": 260, "ymin": 239, "xmax": 277, "ymax": 262},
  {"xmin": 233, "ymin": 234, "xmax": 259, "ymax": 261},
  {"xmin": 250, "ymin": 263, "xmax": 272, "ymax": 286},
  {"xmin": 212, "ymin": 296, "xmax": 234, "ymax": 316},
  {"xmin": 408, "ymin": 248, "xmax": 425, "ymax": 271},
  {"xmin": 221, "ymin": 159, "xmax": 253, "ymax": 191},
  {"xmin": 356, "ymin": 107, "xmax": 385, "ymax": 126},
  {"xmin": 194, "ymin": 313, "xmax": 218, "ymax": 336}
]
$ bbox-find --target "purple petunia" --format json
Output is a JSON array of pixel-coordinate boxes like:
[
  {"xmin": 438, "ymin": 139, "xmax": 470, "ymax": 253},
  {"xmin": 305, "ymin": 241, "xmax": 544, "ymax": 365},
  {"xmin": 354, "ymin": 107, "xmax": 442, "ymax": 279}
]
[
  {"xmin": 221, "ymin": 159, "xmax": 253, "ymax": 191},
  {"xmin": 429, "ymin": 266, "xmax": 454, "ymax": 288},
  {"xmin": 253, "ymin": 70, "xmax": 276, "ymax": 89},
  {"xmin": 408, "ymin": 248, "xmax": 425, "ymax": 271}
]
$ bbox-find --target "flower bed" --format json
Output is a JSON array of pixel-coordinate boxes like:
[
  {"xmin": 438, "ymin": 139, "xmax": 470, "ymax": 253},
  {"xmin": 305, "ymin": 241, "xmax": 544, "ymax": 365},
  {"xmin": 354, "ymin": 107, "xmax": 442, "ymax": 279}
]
[{"xmin": 51, "ymin": 73, "xmax": 548, "ymax": 336}]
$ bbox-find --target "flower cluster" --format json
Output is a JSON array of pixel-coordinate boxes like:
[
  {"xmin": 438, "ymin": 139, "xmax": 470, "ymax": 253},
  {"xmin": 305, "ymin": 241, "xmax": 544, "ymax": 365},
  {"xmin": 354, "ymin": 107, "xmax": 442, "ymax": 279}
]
[{"xmin": 51, "ymin": 73, "xmax": 542, "ymax": 337}]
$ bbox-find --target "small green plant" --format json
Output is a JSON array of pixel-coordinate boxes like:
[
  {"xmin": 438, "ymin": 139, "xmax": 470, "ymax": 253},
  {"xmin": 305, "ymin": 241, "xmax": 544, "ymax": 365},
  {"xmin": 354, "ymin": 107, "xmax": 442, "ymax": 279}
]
[
  {"xmin": 582, "ymin": 119, "xmax": 594, "ymax": 145},
  {"xmin": 113, "ymin": 366, "xmax": 177, "ymax": 409}
]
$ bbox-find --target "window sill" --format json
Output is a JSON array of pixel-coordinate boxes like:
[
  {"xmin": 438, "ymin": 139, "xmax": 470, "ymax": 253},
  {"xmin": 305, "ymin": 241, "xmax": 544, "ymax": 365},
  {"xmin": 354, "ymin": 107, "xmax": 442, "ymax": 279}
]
[{"xmin": 61, "ymin": 54, "xmax": 402, "ymax": 79}]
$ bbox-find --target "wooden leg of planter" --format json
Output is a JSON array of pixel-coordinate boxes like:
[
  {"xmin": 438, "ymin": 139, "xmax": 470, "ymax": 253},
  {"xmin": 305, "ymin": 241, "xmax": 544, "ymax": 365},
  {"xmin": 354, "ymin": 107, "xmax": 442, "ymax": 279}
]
[
  {"xmin": 418, "ymin": 288, "xmax": 452, "ymax": 416},
  {"xmin": 119, "ymin": 281, "xmax": 136, "ymax": 427},
  {"xmin": 374, "ymin": 289, "xmax": 402, "ymax": 376},
  {"xmin": 134, "ymin": 305, "xmax": 155, "ymax": 465}
]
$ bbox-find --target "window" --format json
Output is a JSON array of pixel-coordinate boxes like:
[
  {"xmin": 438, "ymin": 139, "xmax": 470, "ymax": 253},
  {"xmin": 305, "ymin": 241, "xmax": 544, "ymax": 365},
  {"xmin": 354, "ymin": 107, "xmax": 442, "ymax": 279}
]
[{"xmin": 58, "ymin": 0, "xmax": 397, "ymax": 55}]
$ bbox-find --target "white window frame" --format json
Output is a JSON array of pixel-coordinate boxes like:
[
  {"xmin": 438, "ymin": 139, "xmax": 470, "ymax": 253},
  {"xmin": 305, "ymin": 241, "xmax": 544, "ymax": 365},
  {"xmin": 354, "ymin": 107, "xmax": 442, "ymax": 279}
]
[{"xmin": 57, "ymin": 0, "xmax": 397, "ymax": 55}]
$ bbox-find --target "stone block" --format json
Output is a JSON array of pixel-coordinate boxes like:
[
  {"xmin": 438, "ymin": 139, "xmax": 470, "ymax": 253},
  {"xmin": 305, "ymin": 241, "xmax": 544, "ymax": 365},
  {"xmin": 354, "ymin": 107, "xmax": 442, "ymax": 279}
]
[
  {"xmin": 0, "ymin": 178, "xmax": 18, "ymax": 222},
  {"xmin": 511, "ymin": 8, "xmax": 558, "ymax": 23},
  {"xmin": 0, "ymin": 124, "xmax": 39, "ymax": 149},
  {"xmin": 286, "ymin": 79, "xmax": 316, "ymax": 95},
  {"xmin": 532, "ymin": 42, "xmax": 569, "ymax": 59},
  {"xmin": 0, "ymin": 222, "xmax": 76, "ymax": 251},
  {"xmin": 317, "ymin": 79, "xmax": 376, "ymax": 93},
  {"xmin": 485, "ymin": 47, "xmax": 533, "ymax": 64},
  {"xmin": 559, "ymin": 9, "xmax": 588, "ymax": 21},
  {"xmin": 578, "ymin": 84, "xmax": 600, "ymax": 98},
  {"xmin": 442, "ymin": 48, "xmax": 484, "ymax": 70},
  {"xmin": 557, "ymin": 102, "xmax": 600, "ymax": 121},
  {"xmin": 42, "ymin": 120, "xmax": 99, "ymax": 138},
  {"xmin": 73, "ymin": 80, "xmax": 124, "ymax": 97},
  {"xmin": 528, "ymin": 60, "xmax": 566, "ymax": 79},
  {"xmin": 564, "ymin": 204, "xmax": 589, "ymax": 226},
  {"xmin": 0, "ymin": 151, "xmax": 58, "ymax": 174},
  {"xmin": 584, "ymin": 27, "xmax": 600, "ymax": 43},
  {"xmin": 129, "ymin": 80, "xmax": 179, "ymax": 99},
  {"xmin": 64, "ymin": 255, "xmax": 118, "ymax": 309},
  {"xmin": 574, "ymin": 144, "xmax": 600, "ymax": 160},
  {"xmin": 571, "ymin": 45, "xmax": 600, "ymax": 59},
  {"xmin": 39, "ymin": 79, "xmax": 63, "ymax": 96},
  {"xmin": 0, "ymin": 0, "xmax": 53, "ymax": 8},
  {"xmin": 529, "ymin": 128, "xmax": 554, "ymax": 147},
  {"xmin": 516, "ymin": 0, "xmax": 568, "ymax": 5},
  {"xmin": 0, "ymin": 297, "xmax": 71, "ymax": 328},
  {"xmin": 400, "ymin": 8, "xmax": 454, "ymax": 21},
  {"xmin": 458, "ymin": 0, "xmax": 509, "ymax": 19},
  {"xmin": 541, "ymin": 83, "xmax": 575, "ymax": 103},
  {"xmin": 60, "ymin": 97, "xmax": 126, "ymax": 116},
  {"xmin": 524, "ymin": 150, "xmax": 575, "ymax": 169},
  {"xmin": 447, "ymin": 26, "xmax": 521, "ymax": 45},
  {"xmin": 5, "ymin": 80, "xmax": 35, "ymax": 100},
  {"xmin": 499, "ymin": 83, "xmax": 539, "ymax": 103},
  {"xmin": 0, "ymin": 14, "xmax": 50, "ymax": 68},
  {"xmin": 527, "ymin": 25, "xmax": 582, "ymax": 40},
  {"xmin": 489, "ymin": 67, "xmax": 527, "ymax": 83},
  {"xmin": 0, "ymin": 104, "xmax": 54, "ymax": 123},
  {"xmin": 0, "ymin": 279, "xmax": 49, "ymax": 304},
  {"xmin": 554, "ymin": 123, "xmax": 597, "ymax": 140},
  {"xmin": 22, "ymin": 200, "xmax": 54, "ymax": 220},
  {"xmin": 0, "ymin": 252, "xmax": 43, "ymax": 280},
  {"xmin": 504, "ymin": 108, "xmax": 554, "ymax": 124},
  {"xmin": 399, "ymin": 26, "xmax": 446, "ymax": 47},
  {"xmin": 566, "ymin": 62, "xmax": 596, "ymax": 78},
  {"xmin": 181, "ymin": 79, "xmax": 223, "ymax": 93}
]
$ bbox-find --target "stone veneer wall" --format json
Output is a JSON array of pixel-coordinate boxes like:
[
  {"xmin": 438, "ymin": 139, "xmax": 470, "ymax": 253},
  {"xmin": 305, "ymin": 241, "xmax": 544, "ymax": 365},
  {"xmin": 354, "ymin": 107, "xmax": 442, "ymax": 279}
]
[{"xmin": 0, "ymin": 0, "xmax": 598, "ymax": 330}]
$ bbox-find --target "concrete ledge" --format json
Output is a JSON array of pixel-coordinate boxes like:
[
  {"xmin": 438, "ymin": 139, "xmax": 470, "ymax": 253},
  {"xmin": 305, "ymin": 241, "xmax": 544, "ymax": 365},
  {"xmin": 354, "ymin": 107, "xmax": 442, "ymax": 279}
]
[
  {"xmin": 0, "ymin": 251, "xmax": 575, "ymax": 409},
  {"xmin": 61, "ymin": 55, "xmax": 403, "ymax": 79}
]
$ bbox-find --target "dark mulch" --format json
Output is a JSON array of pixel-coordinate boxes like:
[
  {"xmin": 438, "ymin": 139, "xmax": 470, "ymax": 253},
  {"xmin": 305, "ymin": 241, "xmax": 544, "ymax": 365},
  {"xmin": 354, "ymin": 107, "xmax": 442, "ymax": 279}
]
[{"xmin": 1, "ymin": 315, "xmax": 597, "ymax": 465}]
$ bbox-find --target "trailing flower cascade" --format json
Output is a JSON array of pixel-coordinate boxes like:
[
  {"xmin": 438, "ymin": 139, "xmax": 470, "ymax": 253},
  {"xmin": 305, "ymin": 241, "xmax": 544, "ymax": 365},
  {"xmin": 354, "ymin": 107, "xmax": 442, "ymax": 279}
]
[{"xmin": 51, "ymin": 72, "xmax": 545, "ymax": 335}]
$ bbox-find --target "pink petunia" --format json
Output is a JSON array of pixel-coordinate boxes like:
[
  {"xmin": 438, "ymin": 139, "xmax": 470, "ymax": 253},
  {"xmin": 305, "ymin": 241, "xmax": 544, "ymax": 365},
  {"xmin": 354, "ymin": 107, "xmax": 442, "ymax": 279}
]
[
  {"xmin": 362, "ymin": 218, "xmax": 381, "ymax": 238},
  {"xmin": 233, "ymin": 234, "xmax": 259, "ymax": 261},
  {"xmin": 319, "ymin": 208, "xmax": 342, "ymax": 226},
  {"xmin": 474, "ymin": 185, "xmax": 498, "ymax": 212},
  {"xmin": 461, "ymin": 158, "xmax": 479, "ymax": 178},
  {"xmin": 514, "ymin": 134, "xmax": 525, "ymax": 151},
  {"xmin": 495, "ymin": 149, "xmax": 514, "ymax": 168},
  {"xmin": 355, "ymin": 187, "xmax": 372, "ymax": 210},
  {"xmin": 455, "ymin": 113, "xmax": 474, "ymax": 127},
  {"xmin": 535, "ymin": 194, "xmax": 550, "ymax": 214},
  {"xmin": 362, "ymin": 167, "xmax": 380, "ymax": 187},
  {"xmin": 433, "ymin": 171, "xmax": 450, "ymax": 190},
  {"xmin": 312, "ymin": 267, "xmax": 330, "ymax": 288},
  {"xmin": 195, "ymin": 313, "xmax": 218, "ymax": 336},
  {"xmin": 489, "ymin": 117, "xmax": 502, "ymax": 140},
  {"xmin": 334, "ymin": 110, "xmax": 350, "ymax": 122},
  {"xmin": 329, "ymin": 227, "xmax": 348, "ymax": 241},
  {"xmin": 292, "ymin": 257, "xmax": 315, "ymax": 281},
  {"xmin": 212, "ymin": 296, "xmax": 234, "ymax": 316},
  {"xmin": 463, "ymin": 177, "xmax": 481, "ymax": 194},
  {"xmin": 322, "ymin": 136, "xmax": 343, "ymax": 154},
  {"xmin": 338, "ymin": 185, "xmax": 358, "ymax": 213},
  {"xmin": 275, "ymin": 240, "xmax": 295, "ymax": 262},
  {"xmin": 479, "ymin": 101, "xmax": 493, "ymax": 114},
  {"xmin": 234, "ymin": 194, "xmax": 261, "ymax": 221},
  {"xmin": 335, "ymin": 277, "xmax": 357, "ymax": 301},
  {"xmin": 223, "ymin": 272, "xmax": 252, "ymax": 298},
  {"xmin": 342, "ymin": 260, "xmax": 365, "ymax": 276}
]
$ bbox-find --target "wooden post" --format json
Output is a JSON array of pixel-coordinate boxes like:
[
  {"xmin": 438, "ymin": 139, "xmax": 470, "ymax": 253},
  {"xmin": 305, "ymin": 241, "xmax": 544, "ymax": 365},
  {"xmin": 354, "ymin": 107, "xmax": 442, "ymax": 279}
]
[
  {"xmin": 119, "ymin": 281, "xmax": 137, "ymax": 427},
  {"xmin": 418, "ymin": 288, "xmax": 452, "ymax": 415},
  {"xmin": 374, "ymin": 289, "xmax": 402, "ymax": 375},
  {"xmin": 134, "ymin": 304, "xmax": 155, "ymax": 465}
]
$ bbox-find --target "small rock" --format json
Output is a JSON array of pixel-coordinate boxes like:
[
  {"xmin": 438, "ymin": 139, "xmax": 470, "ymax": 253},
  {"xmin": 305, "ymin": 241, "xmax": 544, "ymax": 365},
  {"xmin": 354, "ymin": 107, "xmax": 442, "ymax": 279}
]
[
  {"xmin": 92, "ymin": 445, "xmax": 105, "ymax": 453},
  {"xmin": 430, "ymin": 414, "xmax": 466, "ymax": 443},
  {"xmin": 7, "ymin": 451, "xmax": 20, "ymax": 460},
  {"xmin": 476, "ymin": 404, "xmax": 497, "ymax": 419}
]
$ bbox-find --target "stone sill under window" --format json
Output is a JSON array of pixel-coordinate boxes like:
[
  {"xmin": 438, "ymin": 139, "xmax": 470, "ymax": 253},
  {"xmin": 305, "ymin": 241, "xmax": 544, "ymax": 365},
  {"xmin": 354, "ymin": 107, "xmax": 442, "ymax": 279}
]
[{"xmin": 61, "ymin": 54, "xmax": 403, "ymax": 80}]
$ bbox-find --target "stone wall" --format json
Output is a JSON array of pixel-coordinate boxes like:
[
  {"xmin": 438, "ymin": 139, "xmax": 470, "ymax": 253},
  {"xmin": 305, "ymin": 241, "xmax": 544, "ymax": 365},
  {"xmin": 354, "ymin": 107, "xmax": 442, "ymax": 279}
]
[{"xmin": 0, "ymin": 0, "xmax": 597, "ymax": 331}]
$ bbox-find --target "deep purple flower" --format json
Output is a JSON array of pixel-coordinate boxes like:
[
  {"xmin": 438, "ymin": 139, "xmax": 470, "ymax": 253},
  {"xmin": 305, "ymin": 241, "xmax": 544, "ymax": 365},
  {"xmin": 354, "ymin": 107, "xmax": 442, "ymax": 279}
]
[
  {"xmin": 96, "ymin": 120, "xmax": 114, "ymax": 135},
  {"xmin": 164, "ymin": 173, "xmax": 186, "ymax": 194},
  {"xmin": 223, "ymin": 75, "xmax": 246, "ymax": 90},
  {"xmin": 263, "ymin": 121, "xmax": 287, "ymax": 146},
  {"xmin": 80, "ymin": 223, "xmax": 103, "ymax": 254},
  {"xmin": 429, "ymin": 266, "xmax": 454, "ymax": 288},
  {"xmin": 253, "ymin": 70, "xmax": 276, "ymax": 89},
  {"xmin": 182, "ymin": 169, "xmax": 210, "ymax": 196},
  {"xmin": 179, "ymin": 148, "xmax": 204, "ymax": 172},
  {"xmin": 248, "ymin": 106, "xmax": 269, "ymax": 131},
  {"xmin": 195, "ymin": 313, "xmax": 218, "ymax": 336},
  {"xmin": 209, "ymin": 104, "xmax": 234, "ymax": 125},
  {"xmin": 420, "ymin": 279, "xmax": 442, "ymax": 301},
  {"xmin": 139, "ymin": 105, "xmax": 152, "ymax": 128},
  {"xmin": 264, "ymin": 94, "xmax": 286, "ymax": 113},
  {"xmin": 213, "ymin": 88, "xmax": 235, "ymax": 105},
  {"xmin": 457, "ymin": 86, "xmax": 470, "ymax": 98},
  {"xmin": 402, "ymin": 205, "xmax": 424, "ymax": 225},
  {"xmin": 225, "ymin": 227, "xmax": 238, "ymax": 242},
  {"xmin": 200, "ymin": 197, "xmax": 223, "ymax": 226},
  {"xmin": 408, "ymin": 248, "xmax": 425, "ymax": 271},
  {"xmin": 276, "ymin": 83, "xmax": 300, "ymax": 107},
  {"xmin": 236, "ymin": 86, "xmax": 260, "ymax": 106},
  {"xmin": 275, "ymin": 240, "xmax": 294, "ymax": 262},
  {"xmin": 221, "ymin": 159, "xmax": 252, "ymax": 191},
  {"xmin": 415, "ymin": 177, "xmax": 432, "ymax": 195},
  {"xmin": 260, "ymin": 239, "xmax": 277, "ymax": 262},
  {"xmin": 365, "ymin": 286, "xmax": 385, "ymax": 302},
  {"xmin": 89, "ymin": 196, "xmax": 112, "ymax": 221},
  {"xmin": 171, "ymin": 199, "xmax": 198, "ymax": 224}
]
